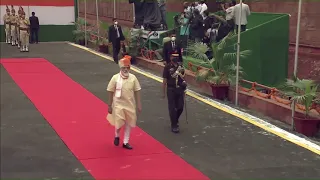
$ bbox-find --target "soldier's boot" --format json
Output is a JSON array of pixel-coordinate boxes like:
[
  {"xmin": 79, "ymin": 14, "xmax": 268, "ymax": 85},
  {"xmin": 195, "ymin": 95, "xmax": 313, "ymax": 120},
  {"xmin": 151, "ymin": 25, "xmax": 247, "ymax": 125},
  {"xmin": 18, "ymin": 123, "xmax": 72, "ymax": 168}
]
[
  {"xmin": 20, "ymin": 46, "xmax": 24, "ymax": 52},
  {"xmin": 8, "ymin": 37, "xmax": 11, "ymax": 44},
  {"xmin": 11, "ymin": 40, "xmax": 15, "ymax": 46},
  {"xmin": 17, "ymin": 42, "xmax": 20, "ymax": 48},
  {"xmin": 25, "ymin": 46, "xmax": 29, "ymax": 52}
]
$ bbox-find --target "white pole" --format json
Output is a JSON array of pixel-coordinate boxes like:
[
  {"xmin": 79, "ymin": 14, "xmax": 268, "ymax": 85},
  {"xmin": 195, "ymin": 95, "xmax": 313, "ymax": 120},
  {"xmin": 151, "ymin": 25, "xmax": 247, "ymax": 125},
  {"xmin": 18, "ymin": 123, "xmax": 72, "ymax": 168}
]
[
  {"xmin": 96, "ymin": 0, "xmax": 100, "ymax": 40},
  {"xmin": 291, "ymin": 0, "xmax": 303, "ymax": 130},
  {"xmin": 235, "ymin": 0, "xmax": 243, "ymax": 106},
  {"xmin": 84, "ymin": 0, "xmax": 87, "ymax": 47},
  {"xmin": 113, "ymin": 0, "xmax": 116, "ymax": 18}
]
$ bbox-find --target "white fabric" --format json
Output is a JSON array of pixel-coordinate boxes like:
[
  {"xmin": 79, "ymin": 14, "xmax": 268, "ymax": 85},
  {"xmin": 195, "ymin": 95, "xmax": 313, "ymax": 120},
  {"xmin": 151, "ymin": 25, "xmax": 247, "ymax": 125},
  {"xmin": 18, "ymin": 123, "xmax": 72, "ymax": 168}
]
[
  {"xmin": 115, "ymin": 122, "xmax": 131, "ymax": 144},
  {"xmin": 195, "ymin": 4, "xmax": 202, "ymax": 12},
  {"xmin": 225, "ymin": 6, "xmax": 235, "ymax": 20},
  {"xmin": 115, "ymin": 74, "xmax": 123, "ymax": 98},
  {"xmin": 233, "ymin": 3, "xmax": 251, "ymax": 25},
  {"xmin": 200, "ymin": 3, "xmax": 208, "ymax": 17}
]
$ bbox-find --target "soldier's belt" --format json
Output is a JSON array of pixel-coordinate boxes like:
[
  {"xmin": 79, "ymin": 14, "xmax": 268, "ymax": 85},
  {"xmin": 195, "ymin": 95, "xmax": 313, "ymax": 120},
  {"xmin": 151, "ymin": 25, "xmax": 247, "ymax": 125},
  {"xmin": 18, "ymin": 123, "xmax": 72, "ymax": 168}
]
[
  {"xmin": 19, "ymin": 28, "xmax": 29, "ymax": 31},
  {"xmin": 11, "ymin": 23, "xmax": 17, "ymax": 25},
  {"xmin": 5, "ymin": 22, "xmax": 11, "ymax": 25}
]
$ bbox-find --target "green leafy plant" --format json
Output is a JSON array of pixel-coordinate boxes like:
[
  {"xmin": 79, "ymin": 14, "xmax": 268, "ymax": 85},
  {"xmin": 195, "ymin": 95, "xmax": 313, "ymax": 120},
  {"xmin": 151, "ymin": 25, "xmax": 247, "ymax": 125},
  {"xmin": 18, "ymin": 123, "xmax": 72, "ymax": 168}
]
[
  {"xmin": 281, "ymin": 77, "xmax": 319, "ymax": 117},
  {"xmin": 193, "ymin": 32, "xmax": 251, "ymax": 85},
  {"xmin": 186, "ymin": 41, "xmax": 210, "ymax": 61},
  {"xmin": 127, "ymin": 29, "xmax": 144, "ymax": 57},
  {"xmin": 72, "ymin": 18, "xmax": 90, "ymax": 42}
]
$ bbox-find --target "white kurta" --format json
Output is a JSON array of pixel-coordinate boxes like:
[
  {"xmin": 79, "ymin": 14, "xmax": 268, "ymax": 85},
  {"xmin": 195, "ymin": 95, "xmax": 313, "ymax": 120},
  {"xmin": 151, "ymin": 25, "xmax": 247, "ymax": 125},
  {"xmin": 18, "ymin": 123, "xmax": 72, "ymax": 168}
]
[{"xmin": 107, "ymin": 73, "xmax": 141, "ymax": 129}]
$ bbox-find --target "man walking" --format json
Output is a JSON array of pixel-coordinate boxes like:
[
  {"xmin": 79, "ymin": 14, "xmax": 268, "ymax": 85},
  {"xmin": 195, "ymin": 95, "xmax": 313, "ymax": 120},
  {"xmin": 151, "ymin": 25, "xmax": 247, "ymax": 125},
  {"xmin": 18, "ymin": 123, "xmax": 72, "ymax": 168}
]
[
  {"xmin": 108, "ymin": 18, "xmax": 125, "ymax": 64},
  {"xmin": 18, "ymin": 11, "xmax": 30, "ymax": 52},
  {"xmin": 29, "ymin": 12, "xmax": 39, "ymax": 43},
  {"xmin": 107, "ymin": 56, "xmax": 142, "ymax": 150},
  {"xmin": 162, "ymin": 54, "xmax": 187, "ymax": 133},
  {"xmin": 3, "ymin": 5, "xmax": 11, "ymax": 44},
  {"xmin": 233, "ymin": 0, "xmax": 250, "ymax": 32}
]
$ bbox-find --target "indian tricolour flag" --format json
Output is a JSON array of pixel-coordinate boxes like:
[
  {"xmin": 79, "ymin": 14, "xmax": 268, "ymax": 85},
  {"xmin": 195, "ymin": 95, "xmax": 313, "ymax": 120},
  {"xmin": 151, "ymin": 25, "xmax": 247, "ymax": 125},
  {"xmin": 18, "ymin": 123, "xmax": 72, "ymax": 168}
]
[{"xmin": 0, "ymin": 0, "xmax": 76, "ymax": 42}]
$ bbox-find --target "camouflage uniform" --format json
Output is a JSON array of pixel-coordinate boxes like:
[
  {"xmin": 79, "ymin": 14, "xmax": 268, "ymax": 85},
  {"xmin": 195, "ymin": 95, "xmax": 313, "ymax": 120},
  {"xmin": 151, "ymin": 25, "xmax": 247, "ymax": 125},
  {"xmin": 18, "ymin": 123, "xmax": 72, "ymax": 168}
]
[
  {"xmin": 10, "ymin": 6, "xmax": 19, "ymax": 46},
  {"xmin": 19, "ymin": 11, "xmax": 30, "ymax": 52},
  {"xmin": 3, "ymin": 6, "xmax": 11, "ymax": 44}
]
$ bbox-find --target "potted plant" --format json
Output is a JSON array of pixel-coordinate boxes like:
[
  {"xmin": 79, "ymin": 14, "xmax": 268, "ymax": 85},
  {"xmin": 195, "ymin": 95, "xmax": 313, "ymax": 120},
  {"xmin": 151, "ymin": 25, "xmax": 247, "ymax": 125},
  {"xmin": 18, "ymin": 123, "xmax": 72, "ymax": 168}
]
[
  {"xmin": 282, "ymin": 77, "xmax": 320, "ymax": 136},
  {"xmin": 188, "ymin": 32, "xmax": 251, "ymax": 100},
  {"xmin": 127, "ymin": 29, "xmax": 143, "ymax": 64},
  {"xmin": 96, "ymin": 38, "xmax": 109, "ymax": 54},
  {"xmin": 72, "ymin": 18, "xmax": 90, "ymax": 45}
]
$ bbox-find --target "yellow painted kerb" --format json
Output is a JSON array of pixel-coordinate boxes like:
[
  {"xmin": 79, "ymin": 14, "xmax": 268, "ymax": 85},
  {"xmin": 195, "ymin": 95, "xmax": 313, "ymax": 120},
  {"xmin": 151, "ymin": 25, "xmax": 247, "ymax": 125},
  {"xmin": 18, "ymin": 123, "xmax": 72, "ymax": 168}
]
[{"xmin": 68, "ymin": 42, "xmax": 320, "ymax": 156}]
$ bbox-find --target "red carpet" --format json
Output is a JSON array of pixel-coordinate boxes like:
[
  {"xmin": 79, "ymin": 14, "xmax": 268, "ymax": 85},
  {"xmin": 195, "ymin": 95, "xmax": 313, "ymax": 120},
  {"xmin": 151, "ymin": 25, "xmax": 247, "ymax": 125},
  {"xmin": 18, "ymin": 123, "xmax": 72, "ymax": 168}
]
[{"xmin": 1, "ymin": 58, "xmax": 209, "ymax": 180}]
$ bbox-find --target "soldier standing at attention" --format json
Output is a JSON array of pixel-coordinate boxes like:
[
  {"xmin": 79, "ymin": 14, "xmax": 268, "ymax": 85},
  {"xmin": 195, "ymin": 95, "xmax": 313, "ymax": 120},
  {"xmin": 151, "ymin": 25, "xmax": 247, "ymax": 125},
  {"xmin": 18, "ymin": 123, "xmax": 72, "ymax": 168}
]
[
  {"xmin": 3, "ymin": 5, "xmax": 11, "ymax": 44},
  {"xmin": 18, "ymin": 11, "xmax": 30, "ymax": 52},
  {"xmin": 16, "ymin": 6, "xmax": 23, "ymax": 48},
  {"xmin": 10, "ymin": 5, "xmax": 18, "ymax": 46}
]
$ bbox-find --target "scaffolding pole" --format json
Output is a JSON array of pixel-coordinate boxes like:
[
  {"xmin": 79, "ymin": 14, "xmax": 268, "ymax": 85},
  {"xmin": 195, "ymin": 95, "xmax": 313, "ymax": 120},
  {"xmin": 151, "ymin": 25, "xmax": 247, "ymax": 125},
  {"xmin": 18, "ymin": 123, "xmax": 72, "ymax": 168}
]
[
  {"xmin": 96, "ymin": 0, "xmax": 100, "ymax": 40},
  {"xmin": 114, "ymin": 0, "xmax": 116, "ymax": 18},
  {"xmin": 291, "ymin": 0, "xmax": 303, "ymax": 130},
  {"xmin": 84, "ymin": 0, "xmax": 87, "ymax": 47},
  {"xmin": 235, "ymin": 0, "xmax": 243, "ymax": 106}
]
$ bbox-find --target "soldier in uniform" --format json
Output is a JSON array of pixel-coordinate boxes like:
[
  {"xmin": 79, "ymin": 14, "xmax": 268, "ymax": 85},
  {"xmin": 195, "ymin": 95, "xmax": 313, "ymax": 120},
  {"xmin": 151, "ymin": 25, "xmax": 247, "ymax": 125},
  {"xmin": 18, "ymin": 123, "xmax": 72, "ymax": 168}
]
[
  {"xmin": 18, "ymin": 11, "xmax": 30, "ymax": 52},
  {"xmin": 162, "ymin": 54, "xmax": 187, "ymax": 133},
  {"xmin": 10, "ymin": 5, "xmax": 18, "ymax": 46},
  {"xmin": 16, "ymin": 6, "xmax": 23, "ymax": 48},
  {"xmin": 3, "ymin": 5, "xmax": 11, "ymax": 44}
]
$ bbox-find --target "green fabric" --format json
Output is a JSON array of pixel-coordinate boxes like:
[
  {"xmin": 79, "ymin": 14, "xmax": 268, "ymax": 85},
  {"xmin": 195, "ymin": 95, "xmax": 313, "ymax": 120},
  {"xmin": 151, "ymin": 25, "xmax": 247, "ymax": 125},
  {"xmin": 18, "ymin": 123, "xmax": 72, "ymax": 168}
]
[{"xmin": 180, "ymin": 18, "xmax": 190, "ymax": 36}]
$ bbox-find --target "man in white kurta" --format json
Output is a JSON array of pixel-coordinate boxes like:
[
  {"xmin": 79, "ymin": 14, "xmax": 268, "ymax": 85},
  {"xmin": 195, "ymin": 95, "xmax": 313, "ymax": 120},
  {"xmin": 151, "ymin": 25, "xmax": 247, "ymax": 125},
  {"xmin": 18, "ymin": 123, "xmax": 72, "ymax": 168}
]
[{"xmin": 107, "ymin": 56, "xmax": 142, "ymax": 150}]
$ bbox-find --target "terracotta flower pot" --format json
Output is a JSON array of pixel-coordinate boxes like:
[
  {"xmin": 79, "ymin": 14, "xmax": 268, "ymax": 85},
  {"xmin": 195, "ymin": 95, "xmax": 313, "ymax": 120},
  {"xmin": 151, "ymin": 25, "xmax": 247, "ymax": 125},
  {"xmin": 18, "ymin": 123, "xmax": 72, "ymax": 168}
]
[
  {"xmin": 210, "ymin": 84, "xmax": 229, "ymax": 101},
  {"xmin": 78, "ymin": 39, "xmax": 85, "ymax": 46},
  {"xmin": 294, "ymin": 116, "xmax": 320, "ymax": 137},
  {"xmin": 99, "ymin": 45, "xmax": 109, "ymax": 54}
]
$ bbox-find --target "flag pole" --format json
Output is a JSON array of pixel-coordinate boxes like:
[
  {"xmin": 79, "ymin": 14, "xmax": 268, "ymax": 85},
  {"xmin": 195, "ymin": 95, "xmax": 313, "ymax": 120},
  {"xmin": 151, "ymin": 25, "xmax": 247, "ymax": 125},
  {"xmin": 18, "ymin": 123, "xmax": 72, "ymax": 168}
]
[
  {"xmin": 84, "ymin": 0, "xmax": 87, "ymax": 47},
  {"xmin": 291, "ymin": 0, "xmax": 303, "ymax": 130},
  {"xmin": 96, "ymin": 0, "xmax": 100, "ymax": 41},
  {"xmin": 235, "ymin": 0, "xmax": 243, "ymax": 106}
]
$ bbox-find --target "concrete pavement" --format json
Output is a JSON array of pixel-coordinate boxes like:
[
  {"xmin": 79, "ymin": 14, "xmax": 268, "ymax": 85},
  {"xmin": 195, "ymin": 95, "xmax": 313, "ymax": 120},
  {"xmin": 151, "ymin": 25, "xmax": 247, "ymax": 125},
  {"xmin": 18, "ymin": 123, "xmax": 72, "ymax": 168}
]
[{"xmin": 1, "ymin": 42, "xmax": 320, "ymax": 179}]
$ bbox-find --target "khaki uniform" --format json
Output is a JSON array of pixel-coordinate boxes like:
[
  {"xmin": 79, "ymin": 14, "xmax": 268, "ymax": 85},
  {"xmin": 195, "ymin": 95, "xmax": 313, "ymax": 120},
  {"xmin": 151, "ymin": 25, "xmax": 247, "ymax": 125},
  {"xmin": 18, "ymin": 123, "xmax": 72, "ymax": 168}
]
[
  {"xmin": 10, "ymin": 14, "xmax": 19, "ymax": 45},
  {"xmin": 3, "ymin": 14, "xmax": 11, "ymax": 43},
  {"xmin": 19, "ymin": 17, "xmax": 30, "ymax": 52}
]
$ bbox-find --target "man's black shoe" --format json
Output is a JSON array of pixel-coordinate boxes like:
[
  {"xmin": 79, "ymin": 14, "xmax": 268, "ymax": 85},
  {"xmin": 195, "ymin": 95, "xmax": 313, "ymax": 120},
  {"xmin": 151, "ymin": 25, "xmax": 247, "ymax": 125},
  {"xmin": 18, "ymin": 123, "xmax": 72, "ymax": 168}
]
[
  {"xmin": 171, "ymin": 127, "xmax": 180, "ymax": 133},
  {"xmin": 123, "ymin": 143, "xmax": 133, "ymax": 150},
  {"xmin": 114, "ymin": 137, "xmax": 120, "ymax": 146}
]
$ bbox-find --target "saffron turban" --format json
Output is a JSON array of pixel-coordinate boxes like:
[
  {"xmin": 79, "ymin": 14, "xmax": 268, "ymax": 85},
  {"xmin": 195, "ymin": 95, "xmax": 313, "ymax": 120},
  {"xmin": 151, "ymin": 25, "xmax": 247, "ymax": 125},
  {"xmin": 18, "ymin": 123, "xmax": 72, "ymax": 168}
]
[{"xmin": 119, "ymin": 55, "xmax": 132, "ymax": 68}]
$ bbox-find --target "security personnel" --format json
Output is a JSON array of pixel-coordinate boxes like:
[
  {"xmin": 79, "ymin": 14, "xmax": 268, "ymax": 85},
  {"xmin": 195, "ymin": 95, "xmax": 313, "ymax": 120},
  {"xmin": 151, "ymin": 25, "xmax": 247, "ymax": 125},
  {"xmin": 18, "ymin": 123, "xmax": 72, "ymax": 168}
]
[
  {"xmin": 162, "ymin": 54, "xmax": 187, "ymax": 133},
  {"xmin": 3, "ymin": 5, "xmax": 11, "ymax": 44},
  {"xmin": 18, "ymin": 11, "xmax": 30, "ymax": 52},
  {"xmin": 10, "ymin": 6, "xmax": 18, "ymax": 46}
]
